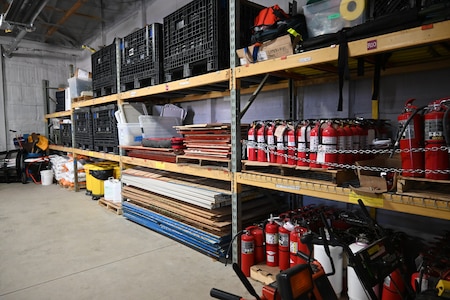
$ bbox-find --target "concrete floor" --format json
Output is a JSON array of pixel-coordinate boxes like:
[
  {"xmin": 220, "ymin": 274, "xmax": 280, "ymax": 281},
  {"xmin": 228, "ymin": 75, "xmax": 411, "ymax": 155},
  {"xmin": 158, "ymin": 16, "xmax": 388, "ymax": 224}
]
[{"xmin": 0, "ymin": 182, "xmax": 264, "ymax": 300}]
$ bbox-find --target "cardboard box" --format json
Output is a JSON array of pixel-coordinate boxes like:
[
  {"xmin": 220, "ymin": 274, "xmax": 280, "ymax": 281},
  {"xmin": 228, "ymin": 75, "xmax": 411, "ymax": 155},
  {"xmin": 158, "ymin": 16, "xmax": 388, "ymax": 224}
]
[
  {"xmin": 351, "ymin": 154, "xmax": 401, "ymax": 196},
  {"xmin": 236, "ymin": 34, "xmax": 293, "ymax": 65},
  {"xmin": 74, "ymin": 68, "xmax": 92, "ymax": 79}
]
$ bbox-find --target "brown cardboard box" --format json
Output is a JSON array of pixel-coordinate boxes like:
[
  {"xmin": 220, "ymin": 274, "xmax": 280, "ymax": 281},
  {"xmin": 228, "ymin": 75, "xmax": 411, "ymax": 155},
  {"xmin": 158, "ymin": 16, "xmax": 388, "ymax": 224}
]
[
  {"xmin": 351, "ymin": 154, "xmax": 401, "ymax": 197},
  {"xmin": 236, "ymin": 34, "xmax": 293, "ymax": 65}
]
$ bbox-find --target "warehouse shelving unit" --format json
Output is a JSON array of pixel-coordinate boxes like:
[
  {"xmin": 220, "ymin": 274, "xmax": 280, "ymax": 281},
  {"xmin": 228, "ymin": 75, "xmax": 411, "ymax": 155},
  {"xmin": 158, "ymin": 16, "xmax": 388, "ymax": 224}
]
[{"xmin": 45, "ymin": 6, "xmax": 450, "ymax": 263}]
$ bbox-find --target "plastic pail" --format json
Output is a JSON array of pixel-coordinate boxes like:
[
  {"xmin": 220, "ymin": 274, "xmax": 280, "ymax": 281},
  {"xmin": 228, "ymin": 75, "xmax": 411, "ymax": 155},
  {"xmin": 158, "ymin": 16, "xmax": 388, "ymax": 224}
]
[{"xmin": 40, "ymin": 170, "xmax": 53, "ymax": 186}]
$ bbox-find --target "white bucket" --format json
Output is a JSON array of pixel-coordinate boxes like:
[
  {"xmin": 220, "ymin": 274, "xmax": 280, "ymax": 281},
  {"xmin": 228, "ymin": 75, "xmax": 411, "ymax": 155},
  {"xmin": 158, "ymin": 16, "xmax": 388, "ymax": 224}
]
[{"xmin": 40, "ymin": 170, "xmax": 53, "ymax": 186}]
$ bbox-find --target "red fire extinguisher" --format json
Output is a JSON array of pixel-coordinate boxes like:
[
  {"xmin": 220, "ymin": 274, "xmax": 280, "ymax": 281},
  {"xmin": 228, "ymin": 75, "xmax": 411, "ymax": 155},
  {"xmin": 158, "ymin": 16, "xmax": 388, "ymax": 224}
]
[
  {"xmin": 344, "ymin": 123, "xmax": 355, "ymax": 164},
  {"xmin": 276, "ymin": 121, "xmax": 288, "ymax": 165},
  {"xmin": 382, "ymin": 268, "xmax": 405, "ymax": 300},
  {"xmin": 398, "ymin": 98, "xmax": 425, "ymax": 178},
  {"xmin": 265, "ymin": 217, "xmax": 279, "ymax": 267},
  {"xmin": 319, "ymin": 121, "xmax": 338, "ymax": 169},
  {"xmin": 256, "ymin": 121, "xmax": 267, "ymax": 162},
  {"xmin": 246, "ymin": 225, "xmax": 265, "ymax": 264},
  {"xmin": 247, "ymin": 122, "xmax": 257, "ymax": 161},
  {"xmin": 350, "ymin": 122, "xmax": 361, "ymax": 162},
  {"xmin": 424, "ymin": 98, "xmax": 450, "ymax": 180},
  {"xmin": 297, "ymin": 121, "xmax": 310, "ymax": 167},
  {"xmin": 290, "ymin": 226, "xmax": 310, "ymax": 266},
  {"xmin": 266, "ymin": 120, "xmax": 277, "ymax": 163},
  {"xmin": 286, "ymin": 121, "xmax": 296, "ymax": 165},
  {"xmin": 336, "ymin": 122, "xmax": 347, "ymax": 165},
  {"xmin": 241, "ymin": 230, "xmax": 255, "ymax": 277},
  {"xmin": 279, "ymin": 224, "xmax": 290, "ymax": 270},
  {"xmin": 309, "ymin": 121, "xmax": 321, "ymax": 168}
]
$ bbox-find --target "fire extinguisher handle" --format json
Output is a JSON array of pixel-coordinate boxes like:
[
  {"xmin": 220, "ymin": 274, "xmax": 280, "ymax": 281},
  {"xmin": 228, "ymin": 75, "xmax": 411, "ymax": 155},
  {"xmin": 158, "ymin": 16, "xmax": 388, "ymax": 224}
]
[{"xmin": 210, "ymin": 288, "xmax": 243, "ymax": 300}]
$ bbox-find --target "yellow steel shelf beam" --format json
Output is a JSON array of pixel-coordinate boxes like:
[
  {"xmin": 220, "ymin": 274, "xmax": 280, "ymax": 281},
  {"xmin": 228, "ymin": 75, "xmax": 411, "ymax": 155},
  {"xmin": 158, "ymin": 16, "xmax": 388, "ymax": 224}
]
[
  {"xmin": 120, "ymin": 156, "xmax": 232, "ymax": 182},
  {"xmin": 45, "ymin": 110, "xmax": 72, "ymax": 119},
  {"xmin": 72, "ymin": 148, "xmax": 121, "ymax": 162},
  {"xmin": 71, "ymin": 94, "xmax": 119, "ymax": 108},
  {"xmin": 118, "ymin": 69, "xmax": 230, "ymax": 100}
]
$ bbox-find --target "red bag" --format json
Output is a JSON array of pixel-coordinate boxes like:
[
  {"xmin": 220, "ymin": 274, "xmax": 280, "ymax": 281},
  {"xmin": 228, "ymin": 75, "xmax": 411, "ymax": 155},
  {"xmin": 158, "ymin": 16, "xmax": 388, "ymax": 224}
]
[{"xmin": 253, "ymin": 4, "xmax": 290, "ymax": 33}]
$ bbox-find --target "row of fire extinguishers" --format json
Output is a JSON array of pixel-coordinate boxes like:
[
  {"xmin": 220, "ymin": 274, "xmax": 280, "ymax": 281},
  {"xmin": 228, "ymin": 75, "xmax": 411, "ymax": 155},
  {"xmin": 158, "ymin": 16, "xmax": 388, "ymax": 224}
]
[
  {"xmin": 396, "ymin": 97, "xmax": 450, "ymax": 180},
  {"xmin": 246, "ymin": 118, "xmax": 392, "ymax": 168}
]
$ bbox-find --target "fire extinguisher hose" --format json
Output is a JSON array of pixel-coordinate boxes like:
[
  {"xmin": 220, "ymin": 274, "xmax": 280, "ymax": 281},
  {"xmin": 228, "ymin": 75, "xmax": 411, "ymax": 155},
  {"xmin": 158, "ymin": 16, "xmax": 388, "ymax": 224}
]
[
  {"xmin": 443, "ymin": 105, "xmax": 450, "ymax": 147},
  {"xmin": 390, "ymin": 105, "xmax": 427, "ymax": 158},
  {"xmin": 224, "ymin": 230, "xmax": 243, "ymax": 266}
]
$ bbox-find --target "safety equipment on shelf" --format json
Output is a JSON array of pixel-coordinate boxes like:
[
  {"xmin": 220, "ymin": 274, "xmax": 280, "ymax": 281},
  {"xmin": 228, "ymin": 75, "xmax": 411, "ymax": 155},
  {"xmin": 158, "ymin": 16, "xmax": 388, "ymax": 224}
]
[
  {"xmin": 397, "ymin": 98, "xmax": 425, "ymax": 177},
  {"xmin": 247, "ymin": 121, "xmax": 258, "ymax": 161},
  {"xmin": 424, "ymin": 98, "xmax": 450, "ymax": 180},
  {"xmin": 256, "ymin": 121, "xmax": 267, "ymax": 162},
  {"xmin": 319, "ymin": 121, "xmax": 338, "ymax": 169},
  {"xmin": 309, "ymin": 121, "xmax": 321, "ymax": 168},
  {"xmin": 297, "ymin": 120, "xmax": 311, "ymax": 167},
  {"xmin": 266, "ymin": 120, "xmax": 278, "ymax": 163},
  {"xmin": 275, "ymin": 121, "xmax": 288, "ymax": 164},
  {"xmin": 286, "ymin": 121, "xmax": 296, "ymax": 165}
]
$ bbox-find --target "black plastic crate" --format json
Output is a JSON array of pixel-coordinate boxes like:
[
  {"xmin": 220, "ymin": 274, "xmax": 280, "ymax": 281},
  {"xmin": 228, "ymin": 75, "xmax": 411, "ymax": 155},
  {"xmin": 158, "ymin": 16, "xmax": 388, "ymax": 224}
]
[
  {"xmin": 163, "ymin": 0, "xmax": 262, "ymax": 81},
  {"xmin": 55, "ymin": 90, "xmax": 66, "ymax": 112},
  {"xmin": 74, "ymin": 107, "xmax": 94, "ymax": 150},
  {"xmin": 120, "ymin": 23, "xmax": 163, "ymax": 91},
  {"xmin": 92, "ymin": 104, "xmax": 119, "ymax": 153},
  {"xmin": 92, "ymin": 41, "xmax": 118, "ymax": 97},
  {"xmin": 60, "ymin": 123, "xmax": 72, "ymax": 147}
]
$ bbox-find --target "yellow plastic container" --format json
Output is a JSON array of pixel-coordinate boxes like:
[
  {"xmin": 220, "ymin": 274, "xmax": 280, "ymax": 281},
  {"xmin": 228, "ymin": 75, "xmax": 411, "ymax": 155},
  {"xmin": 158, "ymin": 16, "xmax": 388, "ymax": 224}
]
[
  {"xmin": 83, "ymin": 163, "xmax": 95, "ymax": 195},
  {"xmin": 88, "ymin": 164, "xmax": 114, "ymax": 200}
]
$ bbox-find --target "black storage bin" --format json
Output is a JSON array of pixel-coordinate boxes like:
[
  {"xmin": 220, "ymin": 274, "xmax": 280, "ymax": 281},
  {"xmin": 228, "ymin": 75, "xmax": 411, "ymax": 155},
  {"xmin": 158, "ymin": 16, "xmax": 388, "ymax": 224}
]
[
  {"xmin": 92, "ymin": 104, "xmax": 119, "ymax": 154},
  {"xmin": 74, "ymin": 107, "xmax": 94, "ymax": 150},
  {"xmin": 163, "ymin": 0, "xmax": 262, "ymax": 81},
  {"xmin": 60, "ymin": 123, "xmax": 72, "ymax": 147},
  {"xmin": 120, "ymin": 23, "xmax": 163, "ymax": 91},
  {"xmin": 55, "ymin": 90, "xmax": 66, "ymax": 112},
  {"xmin": 91, "ymin": 41, "xmax": 118, "ymax": 97}
]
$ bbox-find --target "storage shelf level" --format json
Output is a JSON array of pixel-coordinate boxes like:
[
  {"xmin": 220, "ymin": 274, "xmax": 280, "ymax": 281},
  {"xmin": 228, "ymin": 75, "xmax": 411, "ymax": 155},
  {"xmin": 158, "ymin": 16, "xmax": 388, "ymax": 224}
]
[{"xmin": 236, "ymin": 172, "xmax": 450, "ymax": 221}]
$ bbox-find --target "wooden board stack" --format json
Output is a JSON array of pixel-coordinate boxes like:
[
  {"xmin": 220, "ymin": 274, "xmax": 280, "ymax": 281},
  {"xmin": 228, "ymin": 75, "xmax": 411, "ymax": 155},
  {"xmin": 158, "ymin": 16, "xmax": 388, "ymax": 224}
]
[{"xmin": 174, "ymin": 123, "xmax": 248, "ymax": 161}]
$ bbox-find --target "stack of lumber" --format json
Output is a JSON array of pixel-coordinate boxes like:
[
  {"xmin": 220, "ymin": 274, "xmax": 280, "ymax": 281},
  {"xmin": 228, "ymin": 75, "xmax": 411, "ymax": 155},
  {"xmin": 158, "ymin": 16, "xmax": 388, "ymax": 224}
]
[
  {"xmin": 121, "ymin": 167, "xmax": 232, "ymax": 209},
  {"xmin": 121, "ymin": 145, "xmax": 178, "ymax": 163},
  {"xmin": 121, "ymin": 166, "xmax": 281, "ymax": 260},
  {"xmin": 174, "ymin": 123, "xmax": 247, "ymax": 160}
]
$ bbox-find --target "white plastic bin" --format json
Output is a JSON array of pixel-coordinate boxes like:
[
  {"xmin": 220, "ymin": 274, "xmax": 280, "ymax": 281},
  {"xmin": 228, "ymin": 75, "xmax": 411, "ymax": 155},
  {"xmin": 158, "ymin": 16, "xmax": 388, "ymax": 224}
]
[
  {"xmin": 303, "ymin": 0, "xmax": 366, "ymax": 38},
  {"xmin": 139, "ymin": 115, "xmax": 182, "ymax": 139},
  {"xmin": 117, "ymin": 123, "xmax": 142, "ymax": 146}
]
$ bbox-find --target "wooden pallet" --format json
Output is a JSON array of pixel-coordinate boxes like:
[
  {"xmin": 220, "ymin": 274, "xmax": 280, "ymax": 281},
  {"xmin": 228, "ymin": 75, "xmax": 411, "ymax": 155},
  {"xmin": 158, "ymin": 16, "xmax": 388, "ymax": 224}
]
[
  {"xmin": 176, "ymin": 155, "xmax": 231, "ymax": 169},
  {"xmin": 98, "ymin": 198, "xmax": 123, "ymax": 215},
  {"xmin": 72, "ymin": 95, "xmax": 94, "ymax": 102},
  {"xmin": 242, "ymin": 160, "xmax": 357, "ymax": 187},
  {"xmin": 397, "ymin": 176, "xmax": 450, "ymax": 201},
  {"xmin": 250, "ymin": 264, "xmax": 279, "ymax": 285}
]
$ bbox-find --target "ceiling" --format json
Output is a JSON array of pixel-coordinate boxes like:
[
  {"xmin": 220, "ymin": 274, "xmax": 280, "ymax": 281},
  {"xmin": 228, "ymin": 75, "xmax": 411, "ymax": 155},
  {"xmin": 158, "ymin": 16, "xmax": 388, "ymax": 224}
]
[{"xmin": 0, "ymin": 0, "xmax": 141, "ymax": 54}]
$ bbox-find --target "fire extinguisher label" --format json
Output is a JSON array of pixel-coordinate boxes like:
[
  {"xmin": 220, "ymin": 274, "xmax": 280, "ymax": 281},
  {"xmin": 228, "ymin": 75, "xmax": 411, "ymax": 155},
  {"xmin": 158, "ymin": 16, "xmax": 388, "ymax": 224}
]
[
  {"xmin": 310, "ymin": 136, "xmax": 319, "ymax": 151},
  {"xmin": 279, "ymin": 233, "xmax": 289, "ymax": 247},
  {"xmin": 267, "ymin": 136, "xmax": 275, "ymax": 145},
  {"xmin": 266, "ymin": 233, "xmax": 279, "ymax": 244},
  {"xmin": 290, "ymin": 241, "xmax": 298, "ymax": 253},
  {"xmin": 242, "ymin": 241, "xmax": 254, "ymax": 254},
  {"xmin": 425, "ymin": 119, "xmax": 444, "ymax": 139},
  {"xmin": 257, "ymin": 135, "xmax": 265, "ymax": 143},
  {"xmin": 399, "ymin": 119, "xmax": 416, "ymax": 139}
]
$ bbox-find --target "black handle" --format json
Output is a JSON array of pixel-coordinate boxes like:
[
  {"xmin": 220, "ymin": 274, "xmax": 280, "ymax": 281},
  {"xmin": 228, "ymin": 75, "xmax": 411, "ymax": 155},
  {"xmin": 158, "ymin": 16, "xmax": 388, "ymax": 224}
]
[
  {"xmin": 232, "ymin": 263, "xmax": 262, "ymax": 300},
  {"xmin": 210, "ymin": 288, "xmax": 242, "ymax": 300}
]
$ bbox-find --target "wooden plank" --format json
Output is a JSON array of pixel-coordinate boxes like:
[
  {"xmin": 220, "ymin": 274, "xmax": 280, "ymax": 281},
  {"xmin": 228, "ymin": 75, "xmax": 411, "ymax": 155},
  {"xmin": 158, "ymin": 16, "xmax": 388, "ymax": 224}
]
[{"xmin": 250, "ymin": 264, "xmax": 279, "ymax": 285}]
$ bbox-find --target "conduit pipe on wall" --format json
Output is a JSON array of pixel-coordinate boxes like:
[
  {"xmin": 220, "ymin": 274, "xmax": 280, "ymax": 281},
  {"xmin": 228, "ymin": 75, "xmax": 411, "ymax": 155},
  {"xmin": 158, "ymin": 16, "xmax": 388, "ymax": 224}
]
[{"xmin": 3, "ymin": 0, "xmax": 49, "ymax": 58}]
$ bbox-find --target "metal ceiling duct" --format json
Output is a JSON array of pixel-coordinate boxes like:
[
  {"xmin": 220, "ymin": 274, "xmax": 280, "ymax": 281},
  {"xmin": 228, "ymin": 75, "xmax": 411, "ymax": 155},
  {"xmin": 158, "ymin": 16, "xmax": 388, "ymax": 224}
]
[{"xmin": 1, "ymin": 0, "xmax": 49, "ymax": 57}]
